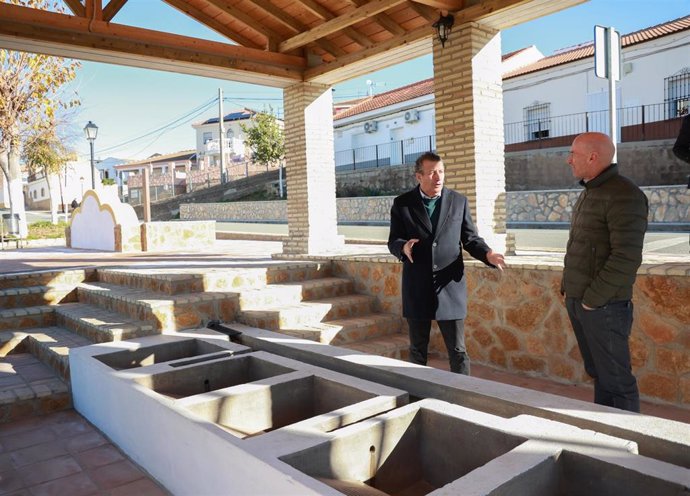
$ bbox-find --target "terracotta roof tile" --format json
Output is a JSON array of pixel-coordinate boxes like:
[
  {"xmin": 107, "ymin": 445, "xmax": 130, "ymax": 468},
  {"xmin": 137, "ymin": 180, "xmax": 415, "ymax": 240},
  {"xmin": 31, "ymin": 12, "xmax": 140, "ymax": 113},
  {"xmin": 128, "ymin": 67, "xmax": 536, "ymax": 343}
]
[
  {"xmin": 334, "ymin": 79, "xmax": 434, "ymax": 120},
  {"xmin": 504, "ymin": 14, "xmax": 690, "ymax": 79}
]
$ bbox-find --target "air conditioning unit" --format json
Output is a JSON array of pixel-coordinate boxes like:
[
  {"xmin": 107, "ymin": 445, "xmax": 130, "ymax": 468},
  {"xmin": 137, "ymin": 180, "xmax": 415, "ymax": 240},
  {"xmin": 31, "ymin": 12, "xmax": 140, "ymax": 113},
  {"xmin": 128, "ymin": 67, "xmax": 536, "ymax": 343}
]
[
  {"xmin": 363, "ymin": 121, "xmax": 378, "ymax": 133},
  {"xmin": 404, "ymin": 110, "xmax": 420, "ymax": 123}
]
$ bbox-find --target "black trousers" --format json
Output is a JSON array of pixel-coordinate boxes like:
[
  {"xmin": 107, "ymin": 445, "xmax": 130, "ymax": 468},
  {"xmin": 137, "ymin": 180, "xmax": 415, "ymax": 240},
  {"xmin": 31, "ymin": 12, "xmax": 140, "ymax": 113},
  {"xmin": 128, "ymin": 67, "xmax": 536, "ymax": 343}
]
[
  {"xmin": 406, "ymin": 318, "xmax": 470, "ymax": 375},
  {"xmin": 566, "ymin": 298, "xmax": 639, "ymax": 413}
]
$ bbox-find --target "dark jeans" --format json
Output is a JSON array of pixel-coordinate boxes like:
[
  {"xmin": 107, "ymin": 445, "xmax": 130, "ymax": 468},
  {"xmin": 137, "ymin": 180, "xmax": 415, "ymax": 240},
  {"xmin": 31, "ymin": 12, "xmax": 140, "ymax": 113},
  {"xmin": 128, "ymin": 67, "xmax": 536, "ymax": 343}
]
[
  {"xmin": 407, "ymin": 318, "xmax": 469, "ymax": 375},
  {"xmin": 565, "ymin": 298, "xmax": 639, "ymax": 413}
]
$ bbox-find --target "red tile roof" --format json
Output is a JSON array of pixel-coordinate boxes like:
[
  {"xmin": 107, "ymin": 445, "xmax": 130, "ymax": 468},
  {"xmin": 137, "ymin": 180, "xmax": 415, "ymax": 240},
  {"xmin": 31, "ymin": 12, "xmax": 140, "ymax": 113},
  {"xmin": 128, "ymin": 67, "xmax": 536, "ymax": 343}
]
[
  {"xmin": 334, "ymin": 79, "xmax": 434, "ymax": 120},
  {"xmin": 504, "ymin": 14, "xmax": 690, "ymax": 79},
  {"xmin": 334, "ymin": 15, "xmax": 690, "ymax": 120}
]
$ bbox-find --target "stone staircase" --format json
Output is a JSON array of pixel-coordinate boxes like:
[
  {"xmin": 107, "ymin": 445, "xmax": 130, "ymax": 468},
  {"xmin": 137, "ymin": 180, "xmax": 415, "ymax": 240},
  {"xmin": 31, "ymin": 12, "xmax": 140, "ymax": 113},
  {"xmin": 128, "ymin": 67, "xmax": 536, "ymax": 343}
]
[{"xmin": 0, "ymin": 261, "xmax": 406, "ymax": 423}]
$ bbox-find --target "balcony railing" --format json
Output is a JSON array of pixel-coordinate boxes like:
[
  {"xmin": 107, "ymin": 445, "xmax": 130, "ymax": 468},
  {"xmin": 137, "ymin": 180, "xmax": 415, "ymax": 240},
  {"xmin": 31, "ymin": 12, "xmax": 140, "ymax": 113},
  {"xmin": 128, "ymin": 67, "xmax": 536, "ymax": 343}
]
[
  {"xmin": 335, "ymin": 102, "xmax": 685, "ymax": 168},
  {"xmin": 335, "ymin": 135, "xmax": 436, "ymax": 170},
  {"xmin": 505, "ymin": 101, "xmax": 685, "ymax": 151}
]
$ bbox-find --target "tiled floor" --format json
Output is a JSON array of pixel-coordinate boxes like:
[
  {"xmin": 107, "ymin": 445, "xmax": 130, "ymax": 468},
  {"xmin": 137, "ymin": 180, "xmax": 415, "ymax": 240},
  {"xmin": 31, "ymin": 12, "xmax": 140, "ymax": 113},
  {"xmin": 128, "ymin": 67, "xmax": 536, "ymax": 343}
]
[{"xmin": 0, "ymin": 409, "xmax": 169, "ymax": 495}]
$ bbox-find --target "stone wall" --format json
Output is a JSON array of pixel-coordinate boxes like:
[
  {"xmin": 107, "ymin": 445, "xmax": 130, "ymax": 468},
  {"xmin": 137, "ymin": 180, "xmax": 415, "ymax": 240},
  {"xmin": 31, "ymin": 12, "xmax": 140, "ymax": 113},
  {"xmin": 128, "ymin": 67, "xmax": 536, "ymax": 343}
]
[
  {"xmin": 508, "ymin": 185, "xmax": 690, "ymax": 224},
  {"xmin": 182, "ymin": 186, "xmax": 689, "ymax": 226},
  {"xmin": 506, "ymin": 140, "xmax": 690, "ymax": 191},
  {"xmin": 141, "ymin": 221, "xmax": 215, "ymax": 252},
  {"xmin": 327, "ymin": 256, "xmax": 690, "ymax": 408}
]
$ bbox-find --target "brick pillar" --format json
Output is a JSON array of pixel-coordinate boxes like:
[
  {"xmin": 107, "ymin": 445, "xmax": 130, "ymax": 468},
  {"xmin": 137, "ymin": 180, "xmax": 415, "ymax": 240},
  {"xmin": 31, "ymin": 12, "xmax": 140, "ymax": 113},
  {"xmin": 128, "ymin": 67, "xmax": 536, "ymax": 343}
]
[
  {"xmin": 282, "ymin": 82, "xmax": 344, "ymax": 254},
  {"xmin": 433, "ymin": 22, "xmax": 514, "ymax": 254}
]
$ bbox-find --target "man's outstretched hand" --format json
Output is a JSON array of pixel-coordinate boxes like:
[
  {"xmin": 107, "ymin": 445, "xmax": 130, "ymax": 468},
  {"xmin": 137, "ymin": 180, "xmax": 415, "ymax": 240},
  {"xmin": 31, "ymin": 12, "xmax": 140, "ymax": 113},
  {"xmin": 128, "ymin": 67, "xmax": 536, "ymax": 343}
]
[
  {"xmin": 403, "ymin": 239, "xmax": 419, "ymax": 263},
  {"xmin": 487, "ymin": 250, "xmax": 507, "ymax": 271}
]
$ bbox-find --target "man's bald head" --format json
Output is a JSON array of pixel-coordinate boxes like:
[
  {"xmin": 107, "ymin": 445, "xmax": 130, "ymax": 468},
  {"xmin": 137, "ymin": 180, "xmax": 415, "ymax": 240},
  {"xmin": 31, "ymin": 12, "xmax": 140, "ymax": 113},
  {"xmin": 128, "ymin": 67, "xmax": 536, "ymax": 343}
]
[{"xmin": 568, "ymin": 132, "xmax": 616, "ymax": 181}]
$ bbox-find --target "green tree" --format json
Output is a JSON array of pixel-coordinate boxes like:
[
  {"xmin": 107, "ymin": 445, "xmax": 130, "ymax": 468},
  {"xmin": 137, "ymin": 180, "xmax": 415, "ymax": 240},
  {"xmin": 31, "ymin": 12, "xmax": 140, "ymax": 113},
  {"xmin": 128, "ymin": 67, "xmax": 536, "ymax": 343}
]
[
  {"xmin": 0, "ymin": 0, "xmax": 80, "ymax": 236},
  {"xmin": 23, "ymin": 128, "xmax": 77, "ymax": 224},
  {"xmin": 241, "ymin": 109, "xmax": 285, "ymax": 169}
]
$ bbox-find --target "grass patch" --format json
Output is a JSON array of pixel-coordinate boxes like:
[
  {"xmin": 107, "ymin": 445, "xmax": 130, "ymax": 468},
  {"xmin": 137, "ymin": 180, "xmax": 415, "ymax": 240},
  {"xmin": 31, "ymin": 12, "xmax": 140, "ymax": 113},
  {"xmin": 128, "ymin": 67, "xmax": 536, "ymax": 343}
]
[{"xmin": 27, "ymin": 220, "xmax": 68, "ymax": 240}]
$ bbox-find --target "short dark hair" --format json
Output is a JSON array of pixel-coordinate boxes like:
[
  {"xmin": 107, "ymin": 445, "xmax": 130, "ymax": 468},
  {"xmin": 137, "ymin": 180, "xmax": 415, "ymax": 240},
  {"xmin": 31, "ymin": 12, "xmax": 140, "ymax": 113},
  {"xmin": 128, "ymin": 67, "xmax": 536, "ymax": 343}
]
[{"xmin": 415, "ymin": 152, "xmax": 442, "ymax": 174}]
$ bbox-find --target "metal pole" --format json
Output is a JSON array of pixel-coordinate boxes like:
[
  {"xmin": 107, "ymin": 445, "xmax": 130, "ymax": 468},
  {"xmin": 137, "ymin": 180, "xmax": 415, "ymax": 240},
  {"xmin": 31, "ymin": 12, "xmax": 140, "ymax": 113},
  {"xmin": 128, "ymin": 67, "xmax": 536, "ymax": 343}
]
[
  {"xmin": 218, "ymin": 88, "xmax": 226, "ymax": 183},
  {"xmin": 89, "ymin": 140, "xmax": 96, "ymax": 189},
  {"xmin": 279, "ymin": 164, "xmax": 284, "ymax": 198},
  {"xmin": 142, "ymin": 166, "xmax": 151, "ymax": 222},
  {"xmin": 607, "ymin": 27, "xmax": 619, "ymax": 163}
]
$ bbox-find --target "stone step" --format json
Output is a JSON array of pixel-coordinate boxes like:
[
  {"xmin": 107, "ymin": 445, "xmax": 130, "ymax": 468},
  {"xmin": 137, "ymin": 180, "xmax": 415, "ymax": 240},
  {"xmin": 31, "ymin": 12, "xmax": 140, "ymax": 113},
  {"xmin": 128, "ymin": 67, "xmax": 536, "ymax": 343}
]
[
  {"xmin": 77, "ymin": 282, "xmax": 238, "ymax": 332},
  {"xmin": 0, "ymin": 306, "xmax": 55, "ymax": 332},
  {"xmin": 96, "ymin": 261, "xmax": 332, "ymax": 295},
  {"xmin": 0, "ymin": 268, "xmax": 92, "ymax": 290},
  {"xmin": 2, "ymin": 327, "xmax": 92, "ymax": 380},
  {"xmin": 0, "ymin": 351, "xmax": 71, "ymax": 424},
  {"xmin": 278, "ymin": 313, "xmax": 403, "ymax": 345},
  {"xmin": 238, "ymin": 294, "xmax": 377, "ymax": 330},
  {"xmin": 238, "ymin": 277, "xmax": 355, "ymax": 308},
  {"xmin": 339, "ymin": 334, "xmax": 411, "ymax": 362},
  {"xmin": 55, "ymin": 302, "xmax": 159, "ymax": 343},
  {"xmin": 0, "ymin": 285, "xmax": 78, "ymax": 310}
]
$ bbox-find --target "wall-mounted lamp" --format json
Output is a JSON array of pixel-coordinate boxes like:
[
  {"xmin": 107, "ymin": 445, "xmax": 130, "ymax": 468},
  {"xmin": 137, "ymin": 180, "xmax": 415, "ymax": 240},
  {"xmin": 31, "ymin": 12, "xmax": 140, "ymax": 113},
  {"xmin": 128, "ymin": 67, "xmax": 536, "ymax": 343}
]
[{"xmin": 433, "ymin": 13, "xmax": 455, "ymax": 48}]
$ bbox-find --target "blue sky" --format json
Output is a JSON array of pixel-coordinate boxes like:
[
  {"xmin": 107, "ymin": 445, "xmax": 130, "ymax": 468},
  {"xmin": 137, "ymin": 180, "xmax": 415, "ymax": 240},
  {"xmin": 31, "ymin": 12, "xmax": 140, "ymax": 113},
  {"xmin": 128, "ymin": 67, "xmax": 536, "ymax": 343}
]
[{"xmin": 67, "ymin": 0, "xmax": 689, "ymax": 161}]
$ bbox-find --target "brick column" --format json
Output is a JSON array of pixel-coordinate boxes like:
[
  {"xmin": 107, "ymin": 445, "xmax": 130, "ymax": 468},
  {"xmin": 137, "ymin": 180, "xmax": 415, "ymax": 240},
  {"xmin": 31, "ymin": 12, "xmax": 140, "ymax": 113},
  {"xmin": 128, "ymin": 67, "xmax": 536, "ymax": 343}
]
[
  {"xmin": 282, "ymin": 82, "xmax": 344, "ymax": 254},
  {"xmin": 433, "ymin": 22, "xmax": 514, "ymax": 254}
]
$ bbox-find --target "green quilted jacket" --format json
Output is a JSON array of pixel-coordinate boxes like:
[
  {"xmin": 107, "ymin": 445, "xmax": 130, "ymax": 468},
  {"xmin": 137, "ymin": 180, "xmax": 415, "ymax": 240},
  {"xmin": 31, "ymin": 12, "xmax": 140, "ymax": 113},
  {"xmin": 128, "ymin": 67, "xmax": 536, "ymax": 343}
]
[{"xmin": 561, "ymin": 164, "xmax": 648, "ymax": 308}]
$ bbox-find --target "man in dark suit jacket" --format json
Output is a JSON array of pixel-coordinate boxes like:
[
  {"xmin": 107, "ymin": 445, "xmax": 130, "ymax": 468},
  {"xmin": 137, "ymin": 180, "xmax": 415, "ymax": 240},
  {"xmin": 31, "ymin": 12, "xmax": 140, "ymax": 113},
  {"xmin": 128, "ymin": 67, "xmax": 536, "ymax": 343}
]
[{"xmin": 388, "ymin": 152, "xmax": 506, "ymax": 375}]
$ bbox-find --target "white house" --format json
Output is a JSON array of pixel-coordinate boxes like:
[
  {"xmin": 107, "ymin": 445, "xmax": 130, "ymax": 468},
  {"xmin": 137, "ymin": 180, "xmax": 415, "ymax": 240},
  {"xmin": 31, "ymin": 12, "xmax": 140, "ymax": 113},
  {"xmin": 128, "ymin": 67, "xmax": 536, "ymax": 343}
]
[
  {"xmin": 192, "ymin": 109, "xmax": 257, "ymax": 168},
  {"xmin": 333, "ymin": 14, "xmax": 690, "ymax": 166},
  {"xmin": 25, "ymin": 159, "xmax": 93, "ymax": 212}
]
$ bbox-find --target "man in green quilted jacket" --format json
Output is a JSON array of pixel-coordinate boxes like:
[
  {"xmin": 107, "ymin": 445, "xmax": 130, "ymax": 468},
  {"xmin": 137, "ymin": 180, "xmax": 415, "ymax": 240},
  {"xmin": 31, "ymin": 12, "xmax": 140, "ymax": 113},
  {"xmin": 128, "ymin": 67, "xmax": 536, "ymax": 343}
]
[{"xmin": 562, "ymin": 132, "xmax": 648, "ymax": 413}]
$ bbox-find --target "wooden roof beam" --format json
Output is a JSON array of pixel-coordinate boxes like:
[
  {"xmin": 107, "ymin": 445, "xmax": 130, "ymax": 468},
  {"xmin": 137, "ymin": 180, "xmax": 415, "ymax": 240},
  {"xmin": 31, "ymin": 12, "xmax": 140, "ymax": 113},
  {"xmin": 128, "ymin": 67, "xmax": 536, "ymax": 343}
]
[
  {"xmin": 62, "ymin": 0, "xmax": 85, "ymax": 17},
  {"xmin": 163, "ymin": 0, "xmax": 262, "ymax": 48},
  {"xmin": 280, "ymin": 0, "xmax": 404, "ymax": 53},
  {"xmin": 204, "ymin": 0, "xmax": 283, "ymax": 49},
  {"xmin": 0, "ymin": 1, "xmax": 305, "ymax": 74},
  {"xmin": 406, "ymin": 1, "xmax": 438, "ymax": 21},
  {"xmin": 85, "ymin": 0, "xmax": 103, "ymax": 20},
  {"xmin": 102, "ymin": 0, "xmax": 129, "ymax": 22},
  {"xmin": 410, "ymin": 0, "xmax": 464, "ymax": 9}
]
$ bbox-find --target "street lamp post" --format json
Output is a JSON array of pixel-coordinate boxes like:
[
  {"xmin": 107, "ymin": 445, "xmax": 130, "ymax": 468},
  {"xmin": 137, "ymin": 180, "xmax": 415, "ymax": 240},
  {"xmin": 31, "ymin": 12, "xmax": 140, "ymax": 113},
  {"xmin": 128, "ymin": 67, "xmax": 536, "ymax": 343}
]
[{"xmin": 83, "ymin": 121, "xmax": 99, "ymax": 190}]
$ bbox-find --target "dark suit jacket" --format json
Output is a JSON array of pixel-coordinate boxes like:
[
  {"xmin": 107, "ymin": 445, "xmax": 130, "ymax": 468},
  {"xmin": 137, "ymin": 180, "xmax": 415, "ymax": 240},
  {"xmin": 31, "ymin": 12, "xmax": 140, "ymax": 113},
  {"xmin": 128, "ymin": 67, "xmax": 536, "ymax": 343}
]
[
  {"xmin": 388, "ymin": 186, "xmax": 493, "ymax": 320},
  {"xmin": 673, "ymin": 114, "xmax": 690, "ymax": 164}
]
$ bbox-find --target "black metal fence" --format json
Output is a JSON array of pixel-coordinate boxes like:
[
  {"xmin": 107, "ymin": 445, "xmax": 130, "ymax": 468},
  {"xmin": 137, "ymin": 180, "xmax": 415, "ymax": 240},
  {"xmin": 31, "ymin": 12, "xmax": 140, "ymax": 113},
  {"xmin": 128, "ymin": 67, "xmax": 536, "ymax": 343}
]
[
  {"xmin": 505, "ymin": 101, "xmax": 685, "ymax": 148},
  {"xmin": 335, "ymin": 135, "xmax": 436, "ymax": 170}
]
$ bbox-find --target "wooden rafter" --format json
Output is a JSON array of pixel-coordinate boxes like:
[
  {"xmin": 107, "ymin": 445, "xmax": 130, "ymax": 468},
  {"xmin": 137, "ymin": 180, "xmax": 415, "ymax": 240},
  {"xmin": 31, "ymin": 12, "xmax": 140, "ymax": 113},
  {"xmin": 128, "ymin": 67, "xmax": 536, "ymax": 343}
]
[
  {"xmin": 103, "ymin": 0, "xmax": 129, "ymax": 22},
  {"xmin": 242, "ymin": 0, "xmax": 346, "ymax": 56},
  {"xmin": 62, "ymin": 0, "xmax": 85, "ymax": 17},
  {"xmin": 85, "ymin": 0, "xmax": 103, "ymax": 21},
  {"xmin": 410, "ymin": 0, "xmax": 464, "ymax": 9},
  {"xmin": 406, "ymin": 1, "xmax": 438, "ymax": 21},
  {"xmin": 304, "ymin": 23, "xmax": 432, "ymax": 80},
  {"xmin": 291, "ymin": 0, "xmax": 375, "ymax": 51},
  {"xmin": 0, "ymin": 1, "xmax": 304, "ymax": 78},
  {"xmin": 163, "ymin": 0, "xmax": 262, "ymax": 48},
  {"xmin": 348, "ymin": 0, "xmax": 405, "ymax": 36},
  {"xmin": 204, "ymin": 0, "xmax": 283, "ymax": 49},
  {"xmin": 279, "ymin": 0, "xmax": 405, "ymax": 53}
]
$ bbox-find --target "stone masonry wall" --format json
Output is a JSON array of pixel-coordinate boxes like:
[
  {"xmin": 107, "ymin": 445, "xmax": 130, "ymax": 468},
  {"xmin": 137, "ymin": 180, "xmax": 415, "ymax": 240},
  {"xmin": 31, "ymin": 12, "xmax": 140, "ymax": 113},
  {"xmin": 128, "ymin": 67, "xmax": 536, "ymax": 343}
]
[
  {"xmin": 508, "ymin": 185, "xmax": 690, "ymax": 224},
  {"xmin": 181, "ymin": 185, "xmax": 689, "ymax": 226},
  {"xmin": 329, "ymin": 256, "xmax": 690, "ymax": 409},
  {"xmin": 141, "ymin": 221, "xmax": 215, "ymax": 252}
]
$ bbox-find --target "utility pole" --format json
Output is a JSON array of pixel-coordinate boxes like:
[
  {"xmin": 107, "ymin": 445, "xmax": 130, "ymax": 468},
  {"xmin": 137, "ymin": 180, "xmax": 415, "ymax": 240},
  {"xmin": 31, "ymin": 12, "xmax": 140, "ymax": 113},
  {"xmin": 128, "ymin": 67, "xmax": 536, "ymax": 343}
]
[{"xmin": 218, "ymin": 88, "xmax": 226, "ymax": 183}]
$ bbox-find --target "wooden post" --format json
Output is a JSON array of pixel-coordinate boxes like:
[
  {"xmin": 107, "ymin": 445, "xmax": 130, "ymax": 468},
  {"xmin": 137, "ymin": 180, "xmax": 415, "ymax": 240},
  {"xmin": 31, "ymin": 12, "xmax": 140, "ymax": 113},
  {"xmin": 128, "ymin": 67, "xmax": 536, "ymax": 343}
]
[{"xmin": 142, "ymin": 166, "xmax": 151, "ymax": 222}]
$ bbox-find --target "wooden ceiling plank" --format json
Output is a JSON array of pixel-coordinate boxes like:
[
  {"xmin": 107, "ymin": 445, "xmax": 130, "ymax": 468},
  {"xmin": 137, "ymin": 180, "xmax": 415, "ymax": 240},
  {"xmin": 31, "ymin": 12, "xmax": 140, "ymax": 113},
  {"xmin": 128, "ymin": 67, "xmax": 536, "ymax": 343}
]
[
  {"xmin": 409, "ymin": 0, "xmax": 464, "ymax": 9},
  {"xmin": 102, "ymin": 0, "xmax": 128, "ymax": 22},
  {"xmin": 291, "ymin": 0, "xmax": 334, "ymax": 20},
  {"xmin": 406, "ymin": 1, "xmax": 438, "ymax": 21},
  {"xmin": 342, "ymin": 25, "xmax": 373, "ymax": 48},
  {"xmin": 348, "ymin": 0, "xmax": 407, "ymax": 35},
  {"xmin": 62, "ymin": 0, "xmax": 85, "ymax": 17},
  {"xmin": 305, "ymin": 23, "xmax": 432, "ymax": 80},
  {"xmin": 163, "ymin": 0, "xmax": 262, "ymax": 48},
  {"xmin": 204, "ymin": 0, "xmax": 283, "ymax": 46},
  {"xmin": 0, "ymin": 1, "xmax": 304, "ymax": 68},
  {"xmin": 279, "ymin": 0, "xmax": 405, "ymax": 53},
  {"xmin": 244, "ymin": 0, "xmax": 302, "ymax": 32}
]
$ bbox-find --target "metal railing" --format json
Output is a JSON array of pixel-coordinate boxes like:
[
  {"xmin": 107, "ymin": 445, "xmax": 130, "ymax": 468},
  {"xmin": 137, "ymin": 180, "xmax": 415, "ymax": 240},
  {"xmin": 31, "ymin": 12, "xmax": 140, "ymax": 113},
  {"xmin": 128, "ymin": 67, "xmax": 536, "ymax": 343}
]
[
  {"xmin": 505, "ymin": 101, "xmax": 685, "ymax": 148},
  {"xmin": 335, "ymin": 135, "xmax": 436, "ymax": 170}
]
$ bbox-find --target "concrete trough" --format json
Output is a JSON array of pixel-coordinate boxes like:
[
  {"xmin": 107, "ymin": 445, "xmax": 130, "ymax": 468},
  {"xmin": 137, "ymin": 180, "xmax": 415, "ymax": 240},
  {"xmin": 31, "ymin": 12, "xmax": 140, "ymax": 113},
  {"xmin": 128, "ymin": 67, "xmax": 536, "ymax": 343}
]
[
  {"xmin": 180, "ymin": 373, "xmax": 383, "ymax": 438},
  {"xmin": 95, "ymin": 337, "xmax": 234, "ymax": 370}
]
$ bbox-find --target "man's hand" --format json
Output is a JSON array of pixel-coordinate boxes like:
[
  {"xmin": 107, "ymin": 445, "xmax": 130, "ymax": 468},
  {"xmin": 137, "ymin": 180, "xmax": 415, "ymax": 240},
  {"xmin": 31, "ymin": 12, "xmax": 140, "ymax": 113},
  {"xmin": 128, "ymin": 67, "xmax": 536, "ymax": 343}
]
[
  {"xmin": 487, "ymin": 250, "xmax": 507, "ymax": 271},
  {"xmin": 403, "ymin": 239, "xmax": 419, "ymax": 263}
]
